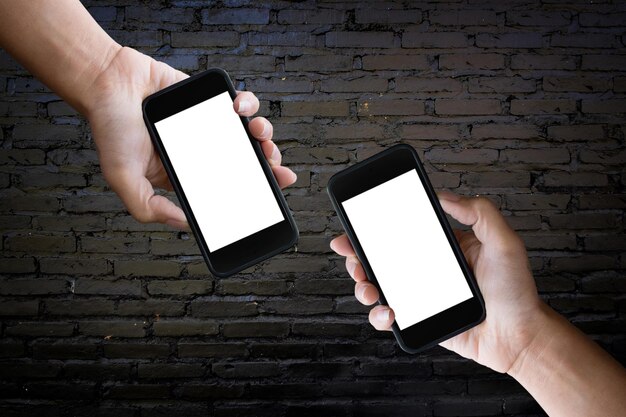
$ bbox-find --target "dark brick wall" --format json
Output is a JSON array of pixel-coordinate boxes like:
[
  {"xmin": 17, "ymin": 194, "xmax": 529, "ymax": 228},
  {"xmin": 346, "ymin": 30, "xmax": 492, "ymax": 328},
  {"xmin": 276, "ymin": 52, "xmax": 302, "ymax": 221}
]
[{"xmin": 1, "ymin": 0, "xmax": 625, "ymax": 415}]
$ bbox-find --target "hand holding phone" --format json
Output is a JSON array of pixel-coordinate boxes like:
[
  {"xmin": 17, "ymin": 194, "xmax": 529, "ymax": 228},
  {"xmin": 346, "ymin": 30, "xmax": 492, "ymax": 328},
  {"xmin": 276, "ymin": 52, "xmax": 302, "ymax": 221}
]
[
  {"xmin": 327, "ymin": 144, "xmax": 486, "ymax": 353},
  {"xmin": 143, "ymin": 69, "xmax": 299, "ymax": 277}
]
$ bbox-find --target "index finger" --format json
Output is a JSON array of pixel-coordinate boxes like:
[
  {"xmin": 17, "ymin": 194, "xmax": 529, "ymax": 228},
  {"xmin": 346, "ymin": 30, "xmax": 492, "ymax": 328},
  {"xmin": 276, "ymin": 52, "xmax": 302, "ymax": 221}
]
[
  {"xmin": 330, "ymin": 234, "xmax": 355, "ymax": 257},
  {"xmin": 233, "ymin": 91, "xmax": 260, "ymax": 117}
]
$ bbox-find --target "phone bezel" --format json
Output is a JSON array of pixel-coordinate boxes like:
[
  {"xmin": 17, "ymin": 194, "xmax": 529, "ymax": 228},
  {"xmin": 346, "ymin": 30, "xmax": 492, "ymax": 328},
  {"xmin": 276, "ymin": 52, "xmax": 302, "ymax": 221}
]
[
  {"xmin": 327, "ymin": 143, "xmax": 485, "ymax": 354},
  {"xmin": 142, "ymin": 68, "xmax": 298, "ymax": 278}
]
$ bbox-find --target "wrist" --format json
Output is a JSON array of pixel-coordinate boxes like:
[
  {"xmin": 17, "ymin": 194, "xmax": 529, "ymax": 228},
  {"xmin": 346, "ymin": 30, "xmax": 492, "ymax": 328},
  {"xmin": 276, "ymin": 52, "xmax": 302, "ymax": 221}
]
[
  {"xmin": 79, "ymin": 42, "xmax": 123, "ymax": 117},
  {"xmin": 507, "ymin": 302, "xmax": 558, "ymax": 379}
]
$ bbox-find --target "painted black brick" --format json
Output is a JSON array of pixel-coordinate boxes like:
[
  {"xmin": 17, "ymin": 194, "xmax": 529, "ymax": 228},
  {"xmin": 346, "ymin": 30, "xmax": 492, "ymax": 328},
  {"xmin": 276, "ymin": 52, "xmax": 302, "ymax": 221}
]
[{"xmin": 1, "ymin": 0, "xmax": 625, "ymax": 415}]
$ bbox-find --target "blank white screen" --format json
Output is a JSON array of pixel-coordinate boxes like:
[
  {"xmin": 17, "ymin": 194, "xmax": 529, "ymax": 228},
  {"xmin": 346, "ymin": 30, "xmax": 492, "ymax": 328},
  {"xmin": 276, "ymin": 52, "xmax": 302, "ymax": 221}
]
[
  {"xmin": 154, "ymin": 91, "xmax": 284, "ymax": 252},
  {"xmin": 342, "ymin": 169, "xmax": 472, "ymax": 330}
]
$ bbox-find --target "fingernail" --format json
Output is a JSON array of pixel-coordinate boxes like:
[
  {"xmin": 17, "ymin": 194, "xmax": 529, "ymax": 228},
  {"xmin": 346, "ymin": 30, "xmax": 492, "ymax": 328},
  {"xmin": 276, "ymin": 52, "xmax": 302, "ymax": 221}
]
[
  {"xmin": 438, "ymin": 191, "xmax": 461, "ymax": 202},
  {"xmin": 289, "ymin": 170, "xmax": 298, "ymax": 183},
  {"xmin": 329, "ymin": 239, "xmax": 338, "ymax": 252},
  {"xmin": 270, "ymin": 144, "xmax": 280, "ymax": 164},
  {"xmin": 346, "ymin": 258, "xmax": 358, "ymax": 276},
  {"xmin": 377, "ymin": 309, "xmax": 390, "ymax": 322},
  {"xmin": 261, "ymin": 121, "xmax": 270, "ymax": 138},
  {"xmin": 357, "ymin": 284, "xmax": 369, "ymax": 300},
  {"xmin": 237, "ymin": 100, "xmax": 250, "ymax": 113}
]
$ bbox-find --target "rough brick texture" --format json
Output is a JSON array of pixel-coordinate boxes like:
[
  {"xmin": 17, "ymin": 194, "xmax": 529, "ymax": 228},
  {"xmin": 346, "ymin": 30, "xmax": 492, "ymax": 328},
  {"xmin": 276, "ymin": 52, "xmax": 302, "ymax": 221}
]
[{"xmin": 1, "ymin": 1, "xmax": 625, "ymax": 416}]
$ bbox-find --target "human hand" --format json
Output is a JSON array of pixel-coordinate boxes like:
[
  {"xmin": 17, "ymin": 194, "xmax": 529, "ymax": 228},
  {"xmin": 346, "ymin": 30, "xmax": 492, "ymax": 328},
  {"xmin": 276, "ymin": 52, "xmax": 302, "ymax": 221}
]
[
  {"xmin": 330, "ymin": 191, "xmax": 545, "ymax": 373},
  {"xmin": 85, "ymin": 47, "xmax": 296, "ymax": 229}
]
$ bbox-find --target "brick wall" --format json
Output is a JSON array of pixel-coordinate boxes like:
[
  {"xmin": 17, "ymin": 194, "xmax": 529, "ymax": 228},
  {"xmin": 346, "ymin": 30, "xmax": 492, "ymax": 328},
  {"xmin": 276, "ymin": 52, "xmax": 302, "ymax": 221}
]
[{"xmin": 1, "ymin": 1, "xmax": 625, "ymax": 415}]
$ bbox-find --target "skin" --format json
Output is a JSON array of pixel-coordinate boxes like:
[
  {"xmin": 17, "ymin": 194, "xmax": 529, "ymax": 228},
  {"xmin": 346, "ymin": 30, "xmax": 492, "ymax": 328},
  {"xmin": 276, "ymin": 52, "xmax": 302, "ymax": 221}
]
[
  {"xmin": 331, "ymin": 191, "xmax": 626, "ymax": 417},
  {"xmin": 0, "ymin": 0, "xmax": 296, "ymax": 229}
]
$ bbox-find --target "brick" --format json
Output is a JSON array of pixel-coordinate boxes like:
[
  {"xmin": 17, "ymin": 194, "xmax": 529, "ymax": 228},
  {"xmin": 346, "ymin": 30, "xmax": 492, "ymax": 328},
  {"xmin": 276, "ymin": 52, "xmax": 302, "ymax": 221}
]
[
  {"xmin": 504, "ymin": 194, "xmax": 570, "ymax": 210},
  {"xmin": 284, "ymin": 147, "xmax": 349, "ymax": 164},
  {"xmin": 250, "ymin": 342, "xmax": 318, "ymax": 359},
  {"xmin": 0, "ymin": 257, "xmax": 37, "ymax": 274},
  {"xmin": 468, "ymin": 76, "xmax": 536, "ymax": 93},
  {"xmin": 104, "ymin": 343, "xmax": 170, "ymax": 359},
  {"xmin": 105, "ymin": 384, "xmax": 169, "ymax": 400},
  {"xmin": 320, "ymin": 77, "xmax": 388, "ymax": 93},
  {"xmin": 80, "ymin": 321, "xmax": 146, "ymax": 338},
  {"xmin": 217, "ymin": 279, "xmax": 289, "ymax": 295},
  {"xmin": 190, "ymin": 300, "xmax": 258, "ymax": 317},
  {"xmin": 579, "ymin": 12, "xmax": 626, "ymax": 26},
  {"xmin": 584, "ymin": 235, "xmax": 626, "ymax": 251},
  {"xmin": 464, "ymin": 172, "xmax": 530, "ymax": 188},
  {"xmin": 403, "ymin": 32, "xmax": 468, "ymax": 48},
  {"xmin": 107, "ymin": 30, "xmax": 162, "ymax": 47},
  {"xmin": 213, "ymin": 362, "xmax": 280, "ymax": 378},
  {"xmin": 126, "ymin": 6, "xmax": 194, "ymax": 24},
  {"xmin": 206, "ymin": 55, "xmax": 275, "ymax": 73},
  {"xmin": 434, "ymin": 400, "xmax": 501, "ymax": 416},
  {"xmin": 178, "ymin": 343, "xmax": 247, "ymax": 358},
  {"xmin": 291, "ymin": 322, "xmax": 361, "ymax": 338},
  {"xmin": 157, "ymin": 54, "xmax": 199, "ymax": 72},
  {"xmin": 294, "ymin": 279, "xmax": 353, "ymax": 295},
  {"xmin": 176, "ymin": 383, "xmax": 245, "ymax": 400},
  {"xmin": 73, "ymin": 278, "xmax": 142, "ymax": 296},
  {"xmin": 436, "ymin": 99, "xmax": 501, "ymax": 115},
  {"xmin": 15, "ymin": 168, "xmax": 86, "ymax": 188},
  {"xmin": 0, "ymin": 362, "xmax": 61, "ymax": 378},
  {"xmin": 35, "ymin": 215, "xmax": 106, "ymax": 231},
  {"xmin": 543, "ymin": 76, "xmax": 610, "ymax": 92},
  {"xmin": 543, "ymin": 172, "xmax": 608, "ymax": 187},
  {"xmin": 426, "ymin": 148, "xmax": 499, "ymax": 164},
  {"xmin": 63, "ymin": 193, "xmax": 125, "ymax": 213},
  {"xmin": 171, "ymin": 32, "xmax": 240, "ymax": 47},
  {"xmin": 47, "ymin": 101, "xmax": 77, "ymax": 116},
  {"xmin": 40, "ymin": 258, "xmax": 110, "ymax": 275},
  {"xmin": 81, "ymin": 236, "xmax": 149, "ymax": 254},
  {"xmin": 115, "ymin": 259, "xmax": 181, "ymax": 277},
  {"xmin": 582, "ymin": 99, "xmax": 626, "ymax": 114},
  {"xmin": 396, "ymin": 77, "xmax": 462, "ymax": 93},
  {"xmin": 0, "ymin": 342, "xmax": 26, "ymax": 358},
  {"xmin": 547, "ymin": 125, "xmax": 604, "ymax": 141},
  {"xmin": 430, "ymin": 10, "xmax": 497, "ymax": 26},
  {"xmin": 551, "ymin": 33, "xmax": 617, "ymax": 48},
  {"xmin": 147, "ymin": 279, "xmax": 212, "ymax": 296},
  {"xmin": 153, "ymin": 320, "xmax": 219, "ymax": 336},
  {"xmin": 323, "ymin": 122, "xmax": 385, "ymax": 140},
  {"xmin": 361, "ymin": 54, "xmax": 428, "ymax": 71},
  {"xmin": 476, "ymin": 33, "xmax": 543, "ymax": 48},
  {"xmin": 0, "ymin": 149, "xmax": 46, "ymax": 165},
  {"xmin": 5, "ymin": 234, "xmax": 75, "ymax": 253},
  {"xmin": 263, "ymin": 298, "xmax": 334, "ymax": 315},
  {"xmin": 501, "ymin": 148, "xmax": 570, "ymax": 164},
  {"xmin": 581, "ymin": 55, "xmax": 626, "ymax": 71},
  {"xmin": 358, "ymin": 99, "xmax": 425, "ymax": 116},
  {"xmin": 0, "ymin": 278, "xmax": 66, "ymax": 295},
  {"xmin": 326, "ymin": 31, "xmax": 394, "ymax": 48},
  {"xmin": 277, "ymin": 9, "xmax": 345, "ymax": 24},
  {"xmin": 45, "ymin": 299, "xmax": 115, "ymax": 316},
  {"xmin": 285, "ymin": 55, "xmax": 352, "ymax": 72},
  {"xmin": 87, "ymin": 6, "xmax": 117, "ymax": 22},
  {"xmin": 356, "ymin": 8, "xmax": 421, "ymax": 24},
  {"xmin": 139, "ymin": 363, "xmax": 204, "ymax": 379},
  {"xmin": 201, "ymin": 8, "xmax": 269, "ymax": 25},
  {"xmin": 507, "ymin": 11, "xmax": 571, "ymax": 26},
  {"xmin": 472, "ymin": 124, "xmax": 540, "ymax": 139},
  {"xmin": 579, "ymin": 194, "xmax": 626, "ymax": 209},
  {"xmin": 580, "ymin": 149, "xmax": 626, "ymax": 165},
  {"xmin": 33, "ymin": 343, "xmax": 98, "ymax": 360},
  {"xmin": 510, "ymin": 99, "xmax": 576, "ymax": 115},
  {"xmin": 439, "ymin": 54, "xmax": 504, "ymax": 70},
  {"xmin": 6, "ymin": 322, "xmax": 74, "ymax": 337},
  {"xmin": 401, "ymin": 124, "xmax": 461, "ymax": 140},
  {"xmin": 250, "ymin": 32, "xmax": 317, "ymax": 47},
  {"xmin": 0, "ymin": 300, "xmax": 39, "ymax": 316},
  {"xmin": 115, "ymin": 300, "xmax": 185, "ymax": 316},
  {"xmin": 0, "ymin": 192, "xmax": 58, "ymax": 212},
  {"xmin": 0, "ymin": 101, "xmax": 37, "ymax": 117},
  {"xmin": 548, "ymin": 213, "xmax": 618, "ymax": 229},
  {"xmin": 521, "ymin": 233, "xmax": 577, "ymax": 250},
  {"xmin": 282, "ymin": 101, "xmax": 349, "ymax": 117},
  {"xmin": 222, "ymin": 321, "xmax": 290, "ymax": 338},
  {"xmin": 63, "ymin": 363, "xmax": 129, "ymax": 379},
  {"xmin": 244, "ymin": 77, "xmax": 313, "ymax": 93},
  {"xmin": 511, "ymin": 54, "xmax": 576, "ymax": 70}
]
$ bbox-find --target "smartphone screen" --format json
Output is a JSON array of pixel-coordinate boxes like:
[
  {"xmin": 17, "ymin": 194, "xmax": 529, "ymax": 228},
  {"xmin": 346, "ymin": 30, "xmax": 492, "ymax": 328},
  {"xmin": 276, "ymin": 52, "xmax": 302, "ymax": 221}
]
[
  {"xmin": 342, "ymin": 169, "xmax": 473, "ymax": 330},
  {"xmin": 153, "ymin": 91, "xmax": 284, "ymax": 252}
]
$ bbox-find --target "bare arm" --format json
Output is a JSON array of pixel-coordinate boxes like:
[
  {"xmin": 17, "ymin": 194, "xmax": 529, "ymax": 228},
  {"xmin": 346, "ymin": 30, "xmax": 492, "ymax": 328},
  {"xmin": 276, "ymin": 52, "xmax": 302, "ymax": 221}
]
[
  {"xmin": 332, "ymin": 193, "xmax": 626, "ymax": 417},
  {"xmin": 0, "ymin": 0, "xmax": 120, "ymax": 114},
  {"xmin": 0, "ymin": 0, "xmax": 296, "ymax": 227},
  {"xmin": 509, "ymin": 304, "xmax": 626, "ymax": 417}
]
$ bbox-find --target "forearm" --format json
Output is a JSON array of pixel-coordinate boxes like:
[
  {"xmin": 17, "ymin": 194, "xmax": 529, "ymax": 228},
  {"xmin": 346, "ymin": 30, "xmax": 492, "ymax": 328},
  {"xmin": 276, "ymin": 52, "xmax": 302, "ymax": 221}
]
[
  {"xmin": 509, "ymin": 303, "xmax": 626, "ymax": 417},
  {"xmin": 0, "ymin": 0, "xmax": 120, "ymax": 114}
]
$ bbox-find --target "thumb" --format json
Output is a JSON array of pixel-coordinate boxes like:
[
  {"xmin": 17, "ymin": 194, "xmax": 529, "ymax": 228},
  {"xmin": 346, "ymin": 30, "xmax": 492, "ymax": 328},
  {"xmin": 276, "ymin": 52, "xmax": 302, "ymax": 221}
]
[
  {"xmin": 437, "ymin": 191, "xmax": 518, "ymax": 248},
  {"xmin": 108, "ymin": 169, "xmax": 188, "ymax": 229}
]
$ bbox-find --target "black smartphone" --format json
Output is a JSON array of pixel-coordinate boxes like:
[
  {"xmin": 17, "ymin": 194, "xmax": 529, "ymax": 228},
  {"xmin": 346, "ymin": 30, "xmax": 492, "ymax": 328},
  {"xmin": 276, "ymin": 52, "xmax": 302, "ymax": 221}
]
[
  {"xmin": 327, "ymin": 144, "xmax": 485, "ymax": 354},
  {"xmin": 142, "ymin": 68, "xmax": 298, "ymax": 278}
]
